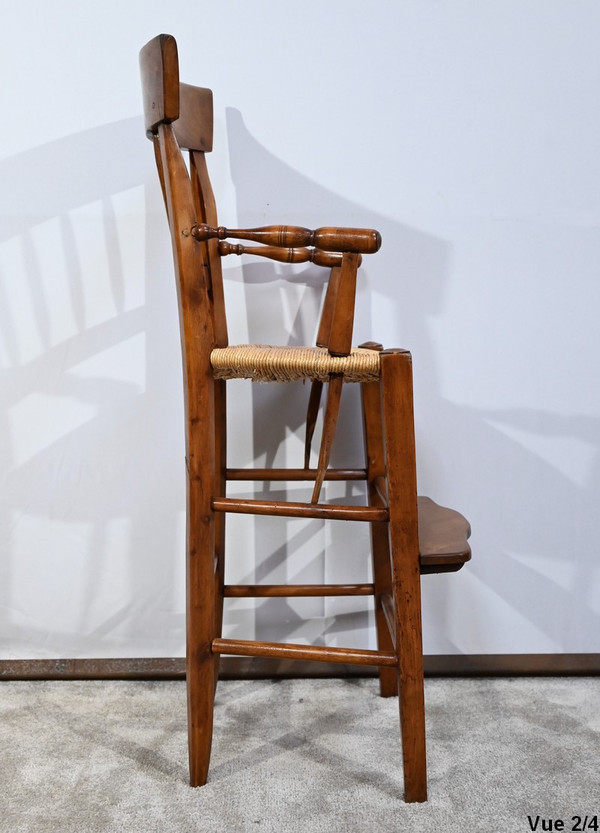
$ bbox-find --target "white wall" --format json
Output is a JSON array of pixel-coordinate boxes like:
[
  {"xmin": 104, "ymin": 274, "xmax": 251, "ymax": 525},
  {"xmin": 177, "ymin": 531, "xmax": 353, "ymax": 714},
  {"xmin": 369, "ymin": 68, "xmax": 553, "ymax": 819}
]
[{"xmin": 1, "ymin": 1, "xmax": 599, "ymax": 659}]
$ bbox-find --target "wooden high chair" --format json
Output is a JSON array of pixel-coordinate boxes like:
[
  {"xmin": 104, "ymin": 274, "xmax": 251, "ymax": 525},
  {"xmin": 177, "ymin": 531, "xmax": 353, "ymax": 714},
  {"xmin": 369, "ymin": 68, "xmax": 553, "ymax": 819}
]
[{"xmin": 140, "ymin": 34, "xmax": 471, "ymax": 803}]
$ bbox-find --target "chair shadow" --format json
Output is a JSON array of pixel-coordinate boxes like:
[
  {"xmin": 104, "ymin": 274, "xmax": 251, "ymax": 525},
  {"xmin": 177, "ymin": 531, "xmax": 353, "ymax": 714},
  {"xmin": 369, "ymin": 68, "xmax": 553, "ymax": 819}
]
[
  {"xmin": 1, "ymin": 111, "xmax": 598, "ymax": 663},
  {"xmin": 0, "ymin": 118, "xmax": 185, "ymax": 655},
  {"xmin": 222, "ymin": 107, "xmax": 600, "ymax": 654}
]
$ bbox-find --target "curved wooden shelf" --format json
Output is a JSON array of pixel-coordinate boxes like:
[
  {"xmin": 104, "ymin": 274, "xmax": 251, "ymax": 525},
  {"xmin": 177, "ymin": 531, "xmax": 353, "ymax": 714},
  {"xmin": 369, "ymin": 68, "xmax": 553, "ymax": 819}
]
[{"xmin": 418, "ymin": 497, "xmax": 471, "ymax": 574}]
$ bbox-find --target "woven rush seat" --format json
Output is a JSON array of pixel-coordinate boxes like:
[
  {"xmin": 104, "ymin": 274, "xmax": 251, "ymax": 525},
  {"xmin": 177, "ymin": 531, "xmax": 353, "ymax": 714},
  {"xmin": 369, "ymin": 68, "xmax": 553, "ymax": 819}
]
[{"xmin": 210, "ymin": 344, "xmax": 381, "ymax": 383}]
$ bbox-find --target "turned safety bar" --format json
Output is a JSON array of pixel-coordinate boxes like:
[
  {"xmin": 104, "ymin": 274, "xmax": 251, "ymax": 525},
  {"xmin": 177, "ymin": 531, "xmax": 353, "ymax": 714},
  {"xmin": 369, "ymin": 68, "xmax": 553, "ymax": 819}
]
[
  {"xmin": 192, "ymin": 223, "xmax": 381, "ymax": 254},
  {"xmin": 217, "ymin": 240, "xmax": 362, "ymax": 268}
]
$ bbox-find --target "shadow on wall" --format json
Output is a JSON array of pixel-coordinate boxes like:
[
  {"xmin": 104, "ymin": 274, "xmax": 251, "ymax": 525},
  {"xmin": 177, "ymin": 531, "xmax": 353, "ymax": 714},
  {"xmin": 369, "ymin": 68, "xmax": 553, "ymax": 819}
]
[
  {"xmin": 0, "ymin": 111, "xmax": 598, "ymax": 659},
  {"xmin": 221, "ymin": 107, "xmax": 451, "ymax": 649},
  {"xmin": 222, "ymin": 108, "xmax": 600, "ymax": 654},
  {"xmin": 0, "ymin": 118, "xmax": 185, "ymax": 656}
]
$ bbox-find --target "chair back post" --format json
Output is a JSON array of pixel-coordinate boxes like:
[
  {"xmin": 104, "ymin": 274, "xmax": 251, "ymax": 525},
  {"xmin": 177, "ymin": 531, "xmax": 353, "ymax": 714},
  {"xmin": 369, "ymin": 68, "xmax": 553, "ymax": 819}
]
[
  {"xmin": 141, "ymin": 37, "xmax": 221, "ymax": 787},
  {"xmin": 140, "ymin": 35, "xmax": 223, "ymax": 462}
]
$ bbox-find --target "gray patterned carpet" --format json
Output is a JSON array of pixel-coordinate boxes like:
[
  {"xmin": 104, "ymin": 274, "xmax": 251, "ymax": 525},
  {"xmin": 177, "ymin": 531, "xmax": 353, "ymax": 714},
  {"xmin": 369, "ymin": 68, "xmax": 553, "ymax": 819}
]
[{"xmin": 1, "ymin": 677, "xmax": 598, "ymax": 832}]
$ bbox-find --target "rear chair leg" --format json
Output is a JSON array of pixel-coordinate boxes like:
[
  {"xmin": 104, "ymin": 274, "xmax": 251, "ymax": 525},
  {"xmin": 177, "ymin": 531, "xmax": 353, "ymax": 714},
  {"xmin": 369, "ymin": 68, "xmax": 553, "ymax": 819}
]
[
  {"xmin": 380, "ymin": 348, "xmax": 427, "ymax": 803},
  {"xmin": 186, "ymin": 377, "xmax": 221, "ymax": 787},
  {"xmin": 186, "ymin": 476, "xmax": 218, "ymax": 786}
]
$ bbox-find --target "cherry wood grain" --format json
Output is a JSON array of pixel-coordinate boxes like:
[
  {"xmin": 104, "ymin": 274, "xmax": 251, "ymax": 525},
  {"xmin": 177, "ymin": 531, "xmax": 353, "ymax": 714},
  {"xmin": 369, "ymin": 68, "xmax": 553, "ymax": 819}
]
[
  {"xmin": 305, "ymin": 262, "xmax": 343, "ymax": 469},
  {"xmin": 189, "ymin": 151, "xmax": 228, "ymax": 347},
  {"xmin": 316, "ymin": 265, "xmax": 341, "ymax": 348},
  {"xmin": 309, "ymin": 252, "xmax": 360, "ymax": 500},
  {"xmin": 192, "ymin": 223, "xmax": 381, "ymax": 253},
  {"xmin": 303, "ymin": 381, "xmax": 324, "ymax": 469},
  {"xmin": 211, "ymin": 638, "xmax": 397, "ymax": 667},
  {"xmin": 218, "ymin": 240, "xmax": 348, "ymax": 268},
  {"xmin": 140, "ymin": 34, "xmax": 179, "ymax": 137},
  {"xmin": 225, "ymin": 467, "xmax": 366, "ymax": 481},
  {"xmin": 359, "ymin": 473, "xmax": 471, "ymax": 574},
  {"xmin": 380, "ymin": 349, "xmax": 427, "ymax": 802},
  {"xmin": 212, "ymin": 378, "xmax": 227, "ymax": 682},
  {"xmin": 310, "ymin": 374, "xmax": 344, "ymax": 503},
  {"xmin": 380, "ymin": 593, "xmax": 397, "ymax": 651},
  {"xmin": 418, "ymin": 497, "xmax": 471, "ymax": 573},
  {"xmin": 224, "ymin": 583, "xmax": 374, "ymax": 597},
  {"xmin": 157, "ymin": 122, "xmax": 219, "ymax": 788},
  {"xmin": 360, "ymin": 346, "xmax": 397, "ymax": 698},
  {"xmin": 174, "ymin": 83, "xmax": 213, "ymax": 152},
  {"xmin": 327, "ymin": 253, "xmax": 358, "ymax": 356},
  {"xmin": 212, "ymin": 496, "xmax": 388, "ymax": 522}
]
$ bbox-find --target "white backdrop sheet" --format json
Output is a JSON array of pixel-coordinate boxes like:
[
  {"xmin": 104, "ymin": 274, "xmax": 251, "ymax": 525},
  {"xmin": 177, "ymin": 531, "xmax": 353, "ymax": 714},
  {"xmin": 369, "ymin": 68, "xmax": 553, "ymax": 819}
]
[{"xmin": 1, "ymin": 1, "xmax": 599, "ymax": 658}]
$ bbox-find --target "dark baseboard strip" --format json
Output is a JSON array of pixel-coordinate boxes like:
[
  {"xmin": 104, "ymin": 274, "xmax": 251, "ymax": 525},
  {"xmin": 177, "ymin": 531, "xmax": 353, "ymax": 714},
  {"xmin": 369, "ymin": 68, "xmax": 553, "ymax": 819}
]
[
  {"xmin": 0, "ymin": 657, "xmax": 186, "ymax": 681},
  {"xmin": 1, "ymin": 654, "xmax": 599, "ymax": 681},
  {"xmin": 424, "ymin": 653, "xmax": 600, "ymax": 677}
]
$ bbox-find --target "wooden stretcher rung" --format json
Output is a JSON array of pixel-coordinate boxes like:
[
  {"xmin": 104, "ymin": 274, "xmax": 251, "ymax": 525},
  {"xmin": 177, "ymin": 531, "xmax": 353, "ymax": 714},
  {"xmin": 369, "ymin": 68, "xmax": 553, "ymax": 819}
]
[
  {"xmin": 212, "ymin": 497, "xmax": 388, "ymax": 522},
  {"xmin": 226, "ymin": 467, "xmax": 367, "ymax": 481},
  {"xmin": 224, "ymin": 583, "xmax": 375, "ymax": 598},
  {"xmin": 211, "ymin": 637, "xmax": 398, "ymax": 667}
]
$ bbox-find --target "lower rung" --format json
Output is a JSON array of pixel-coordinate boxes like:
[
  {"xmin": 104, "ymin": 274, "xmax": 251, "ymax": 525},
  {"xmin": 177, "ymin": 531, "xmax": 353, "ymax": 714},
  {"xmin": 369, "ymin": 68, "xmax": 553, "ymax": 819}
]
[
  {"xmin": 212, "ymin": 497, "xmax": 387, "ymax": 522},
  {"xmin": 211, "ymin": 637, "xmax": 397, "ymax": 668},
  {"xmin": 224, "ymin": 583, "xmax": 375, "ymax": 597}
]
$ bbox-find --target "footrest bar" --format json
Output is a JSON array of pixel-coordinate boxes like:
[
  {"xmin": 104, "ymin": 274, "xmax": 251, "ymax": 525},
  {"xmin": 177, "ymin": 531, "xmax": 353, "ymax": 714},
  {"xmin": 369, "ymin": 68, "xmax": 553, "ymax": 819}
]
[
  {"xmin": 211, "ymin": 638, "xmax": 397, "ymax": 668},
  {"xmin": 225, "ymin": 583, "xmax": 375, "ymax": 597},
  {"xmin": 227, "ymin": 468, "xmax": 367, "ymax": 482},
  {"xmin": 212, "ymin": 497, "xmax": 387, "ymax": 522}
]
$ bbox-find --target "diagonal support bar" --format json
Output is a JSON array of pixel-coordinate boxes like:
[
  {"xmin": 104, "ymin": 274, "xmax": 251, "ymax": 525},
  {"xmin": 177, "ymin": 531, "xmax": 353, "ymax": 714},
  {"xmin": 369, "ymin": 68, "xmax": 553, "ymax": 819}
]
[{"xmin": 211, "ymin": 638, "xmax": 397, "ymax": 667}]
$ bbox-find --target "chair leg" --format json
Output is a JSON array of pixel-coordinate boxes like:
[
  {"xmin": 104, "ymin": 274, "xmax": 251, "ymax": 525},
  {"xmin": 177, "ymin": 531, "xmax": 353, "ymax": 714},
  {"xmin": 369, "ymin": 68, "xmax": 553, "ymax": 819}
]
[
  {"xmin": 186, "ymin": 376, "xmax": 220, "ymax": 787},
  {"xmin": 186, "ymin": 476, "xmax": 218, "ymax": 787},
  {"xmin": 213, "ymin": 380, "xmax": 227, "ymax": 692},
  {"xmin": 304, "ymin": 380, "xmax": 323, "ymax": 469},
  {"xmin": 360, "ymin": 376, "xmax": 396, "ymax": 698},
  {"xmin": 311, "ymin": 373, "xmax": 343, "ymax": 503},
  {"xmin": 380, "ymin": 349, "xmax": 427, "ymax": 803}
]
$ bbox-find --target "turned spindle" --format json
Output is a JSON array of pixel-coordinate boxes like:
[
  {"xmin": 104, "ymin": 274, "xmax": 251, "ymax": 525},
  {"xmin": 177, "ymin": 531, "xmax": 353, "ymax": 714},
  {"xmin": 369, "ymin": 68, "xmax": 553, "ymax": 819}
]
[
  {"xmin": 193, "ymin": 223, "xmax": 381, "ymax": 254},
  {"xmin": 217, "ymin": 240, "xmax": 361, "ymax": 267}
]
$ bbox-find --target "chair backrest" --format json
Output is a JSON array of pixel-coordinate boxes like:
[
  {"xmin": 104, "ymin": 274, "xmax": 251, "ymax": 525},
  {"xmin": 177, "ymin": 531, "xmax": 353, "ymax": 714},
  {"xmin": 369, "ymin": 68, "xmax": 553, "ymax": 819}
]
[
  {"xmin": 140, "ymin": 34, "xmax": 377, "ymax": 367},
  {"xmin": 140, "ymin": 34, "xmax": 228, "ymax": 350}
]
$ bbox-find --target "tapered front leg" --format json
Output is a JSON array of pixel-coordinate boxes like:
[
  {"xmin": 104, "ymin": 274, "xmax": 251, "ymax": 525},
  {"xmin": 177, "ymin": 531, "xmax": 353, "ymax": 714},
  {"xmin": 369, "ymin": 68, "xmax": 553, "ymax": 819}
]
[
  {"xmin": 380, "ymin": 349, "xmax": 427, "ymax": 803},
  {"xmin": 360, "ymin": 348, "xmax": 396, "ymax": 698}
]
